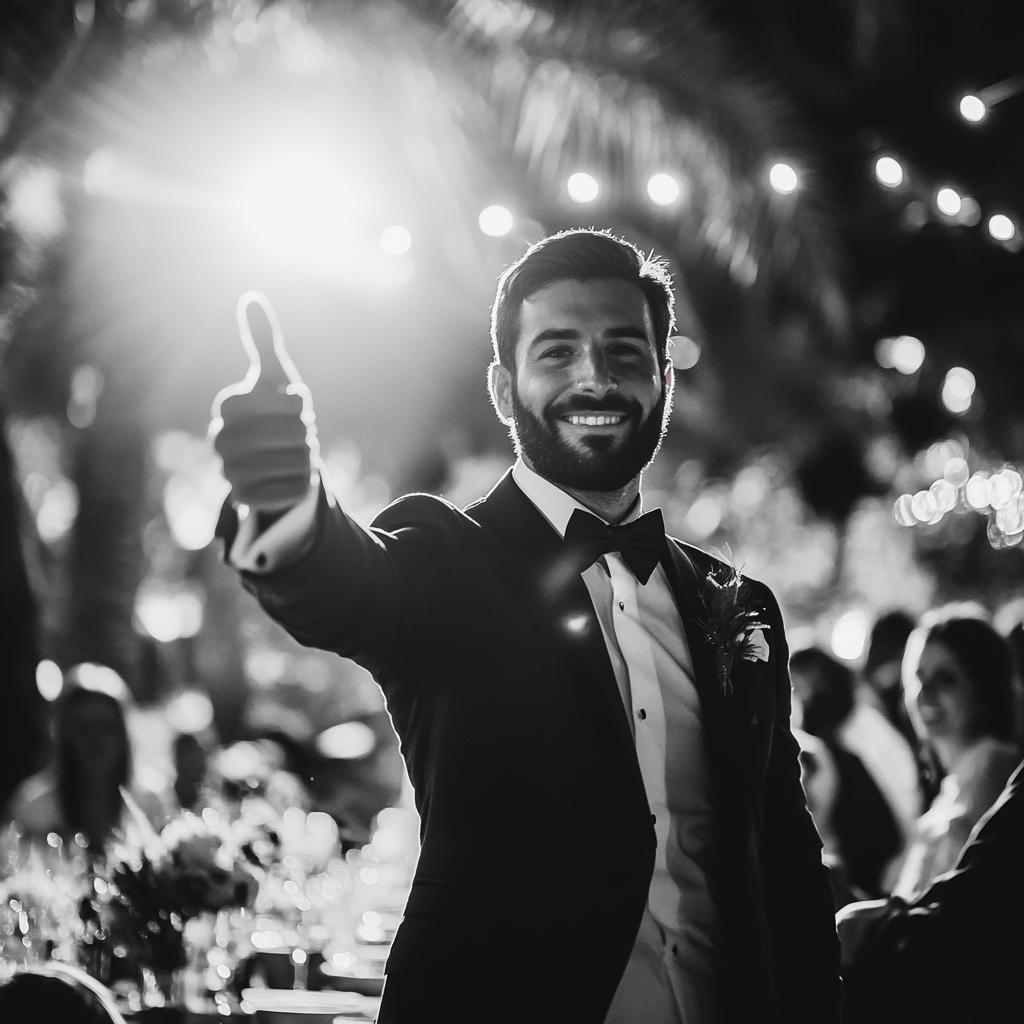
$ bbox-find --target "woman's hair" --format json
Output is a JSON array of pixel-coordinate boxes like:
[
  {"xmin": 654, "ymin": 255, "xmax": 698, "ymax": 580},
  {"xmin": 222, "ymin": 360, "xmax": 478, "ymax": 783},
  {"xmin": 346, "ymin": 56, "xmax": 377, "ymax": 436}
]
[
  {"xmin": 490, "ymin": 229, "xmax": 676, "ymax": 372},
  {"xmin": 904, "ymin": 610, "xmax": 1016, "ymax": 742},
  {"xmin": 55, "ymin": 687, "xmax": 131, "ymax": 836}
]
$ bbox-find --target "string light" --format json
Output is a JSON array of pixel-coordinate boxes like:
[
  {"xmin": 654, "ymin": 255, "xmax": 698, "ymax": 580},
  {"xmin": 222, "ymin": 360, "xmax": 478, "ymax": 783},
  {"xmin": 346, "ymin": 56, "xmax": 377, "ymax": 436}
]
[
  {"xmin": 647, "ymin": 173, "xmax": 680, "ymax": 205},
  {"xmin": 768, "ymin": 162, "xmax": 798, "ymax": 194},
  {"xmin": 935, "ymin": 187, "xmax": 962, "ymax": 217},
  {"xmin": 874, "ymin": 156, "xmax": 904, "ymax": 188},
  {"xmin": 941, "ymin": 366, "xmax": 976, "ymax": 415},
  {"xmin": 566, "ymin": 172, "xmax": 599, "ymax": 203},
  {"xmin": 478, "ymin": 204, "xmax": 513, "ymax": 236},
  {"xmin": 988, "ymin": 214, "xmax": 1016, "ymax": 241},
  {"xmin": 958, "ymin": 94, "xmax": 987, "ymax": 123},
  {"xmin": 875, "ymin": 335, "xmax": 925, "ymax": 374}
]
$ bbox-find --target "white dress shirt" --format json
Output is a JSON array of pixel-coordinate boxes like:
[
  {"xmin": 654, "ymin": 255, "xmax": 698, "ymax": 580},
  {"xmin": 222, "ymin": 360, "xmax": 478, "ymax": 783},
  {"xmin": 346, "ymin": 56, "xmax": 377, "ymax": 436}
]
[{"xmin": 512, "ymin": 461, "xmax": 723, "ymax": 1024}]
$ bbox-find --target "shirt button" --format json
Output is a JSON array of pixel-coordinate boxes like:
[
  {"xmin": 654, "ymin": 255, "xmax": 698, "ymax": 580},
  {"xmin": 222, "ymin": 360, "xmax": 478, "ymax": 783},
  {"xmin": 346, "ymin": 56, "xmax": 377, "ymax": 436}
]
[
  {"xmin": 618, "ymin": 601, "xmax": 625, "ymax": 610},
  {"xmin": 638, "ymin": 708, "xmax": 647, "ymax": 720},
  {"xmin": 672, "ymin": 944, "xmax": 679, "ymax": 957}
]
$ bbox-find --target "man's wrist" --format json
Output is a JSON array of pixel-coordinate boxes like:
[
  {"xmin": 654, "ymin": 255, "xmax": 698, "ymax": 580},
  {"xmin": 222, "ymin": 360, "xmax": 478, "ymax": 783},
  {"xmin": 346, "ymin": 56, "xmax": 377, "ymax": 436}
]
[{"xmin": 229, "ymin": 481, "xmax": 319, "ymax": 573}]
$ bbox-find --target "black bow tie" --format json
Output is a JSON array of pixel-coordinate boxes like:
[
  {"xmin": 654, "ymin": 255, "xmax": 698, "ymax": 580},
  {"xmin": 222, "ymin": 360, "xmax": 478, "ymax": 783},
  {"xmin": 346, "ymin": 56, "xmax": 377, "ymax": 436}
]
[{"xmin": 563, "ymin": 507, "xmax": 667, "ymax": 585}]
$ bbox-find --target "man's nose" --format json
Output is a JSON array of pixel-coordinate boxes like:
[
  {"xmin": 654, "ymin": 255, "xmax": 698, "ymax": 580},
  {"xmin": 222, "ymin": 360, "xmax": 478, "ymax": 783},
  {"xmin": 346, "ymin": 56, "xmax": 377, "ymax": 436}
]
[{"xmin": 574, "ymin": 345, "xmax": 614, "ymax": 394}]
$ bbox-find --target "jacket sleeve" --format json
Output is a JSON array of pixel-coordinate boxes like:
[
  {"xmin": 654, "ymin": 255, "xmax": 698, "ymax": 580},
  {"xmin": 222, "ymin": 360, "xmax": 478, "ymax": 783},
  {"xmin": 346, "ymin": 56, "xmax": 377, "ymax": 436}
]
[
  {"xmin": 757, "ymin": 585, "xmax": 844, "ymax": 1023},
  {"xmin": 221, "ymin": 485, "xmax": 456, "ymax": 684}
]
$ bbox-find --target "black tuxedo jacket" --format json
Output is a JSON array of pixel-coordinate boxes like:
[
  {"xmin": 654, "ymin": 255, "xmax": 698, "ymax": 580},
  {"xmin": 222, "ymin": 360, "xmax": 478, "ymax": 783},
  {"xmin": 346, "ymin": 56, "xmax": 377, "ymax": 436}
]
[{"xmin": 235, "ymin": 470, "xmax": 841, "ymax": 1023}]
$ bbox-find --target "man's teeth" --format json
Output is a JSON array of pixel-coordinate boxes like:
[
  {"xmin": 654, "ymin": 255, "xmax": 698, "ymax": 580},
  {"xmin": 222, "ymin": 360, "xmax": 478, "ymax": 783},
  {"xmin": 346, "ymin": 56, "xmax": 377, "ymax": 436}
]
[{"xmin": 565, "ymin": 414, "xmax": 624, "ymax": 426}]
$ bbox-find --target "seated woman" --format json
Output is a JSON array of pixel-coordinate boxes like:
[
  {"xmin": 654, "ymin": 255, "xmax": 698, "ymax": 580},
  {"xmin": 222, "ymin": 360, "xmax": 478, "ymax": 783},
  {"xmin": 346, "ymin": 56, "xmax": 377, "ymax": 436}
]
[
  {"xmin": 6, "ymin": 678, "xmax": 164, "ymax": 852},
  {"xmin": 890, "ymin": 611, "xmax": 1021, "ymax": 900}
]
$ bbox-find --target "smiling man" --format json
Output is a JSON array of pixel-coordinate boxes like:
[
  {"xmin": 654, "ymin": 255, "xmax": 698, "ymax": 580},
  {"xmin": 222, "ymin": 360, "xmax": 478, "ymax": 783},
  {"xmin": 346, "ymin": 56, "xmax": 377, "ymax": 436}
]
[{"xmin": 212, "ymin": 230, "xmax": 841, "ymax": 1024}]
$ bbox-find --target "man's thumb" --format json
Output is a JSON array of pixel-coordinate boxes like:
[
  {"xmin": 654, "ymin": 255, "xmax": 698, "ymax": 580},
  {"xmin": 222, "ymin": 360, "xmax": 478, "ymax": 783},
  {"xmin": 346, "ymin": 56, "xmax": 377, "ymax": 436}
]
[{"xmin": 237, "ymin": 290, "xmax": 301, "ymax": 392}]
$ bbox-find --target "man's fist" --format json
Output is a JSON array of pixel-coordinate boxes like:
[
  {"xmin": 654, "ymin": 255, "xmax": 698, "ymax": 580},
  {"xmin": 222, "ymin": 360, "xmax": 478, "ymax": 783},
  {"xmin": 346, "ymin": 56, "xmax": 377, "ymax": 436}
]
[{"xmin": 210, "ymin": 292, "xmax": 318, "ymax": 513}]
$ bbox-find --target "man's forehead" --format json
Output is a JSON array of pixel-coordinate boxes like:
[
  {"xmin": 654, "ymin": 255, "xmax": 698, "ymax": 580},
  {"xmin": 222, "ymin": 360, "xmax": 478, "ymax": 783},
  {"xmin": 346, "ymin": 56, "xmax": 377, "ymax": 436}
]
[{"xmin": 520, "ymin": 277, "xmax": 652, "ymax": 326}]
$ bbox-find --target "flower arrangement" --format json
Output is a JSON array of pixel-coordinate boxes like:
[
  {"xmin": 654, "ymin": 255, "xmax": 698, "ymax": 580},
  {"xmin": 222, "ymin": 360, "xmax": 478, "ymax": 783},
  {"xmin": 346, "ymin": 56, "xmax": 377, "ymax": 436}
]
[
  {"xmin": 107, "ymin": 805, "xmax": 258, "ymax": 971},
  {"xmin": 698, "ymin": 563, "xmax": 771, "ymax": 694}
]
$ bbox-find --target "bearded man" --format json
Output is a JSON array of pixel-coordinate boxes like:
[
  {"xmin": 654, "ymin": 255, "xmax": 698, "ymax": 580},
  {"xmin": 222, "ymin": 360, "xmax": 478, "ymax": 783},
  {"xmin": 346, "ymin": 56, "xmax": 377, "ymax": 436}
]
[{"xmin": 212, "ymin": 230, "xmax": 841, "ymax": 1023}]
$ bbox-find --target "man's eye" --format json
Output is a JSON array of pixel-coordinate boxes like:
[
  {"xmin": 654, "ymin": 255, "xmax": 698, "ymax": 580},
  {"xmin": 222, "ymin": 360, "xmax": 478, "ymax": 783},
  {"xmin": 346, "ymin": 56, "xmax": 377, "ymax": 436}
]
[{"xmin": 539, "ymin": 346, "xmax": 572, "ymax": 359}]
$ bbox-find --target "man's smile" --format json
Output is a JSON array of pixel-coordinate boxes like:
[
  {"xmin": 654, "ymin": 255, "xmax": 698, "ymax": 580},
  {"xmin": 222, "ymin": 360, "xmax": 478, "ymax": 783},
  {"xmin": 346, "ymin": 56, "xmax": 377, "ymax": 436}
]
[{"xmin": 561, "ymin": 412, "xmax": 627, "ymax": 427}]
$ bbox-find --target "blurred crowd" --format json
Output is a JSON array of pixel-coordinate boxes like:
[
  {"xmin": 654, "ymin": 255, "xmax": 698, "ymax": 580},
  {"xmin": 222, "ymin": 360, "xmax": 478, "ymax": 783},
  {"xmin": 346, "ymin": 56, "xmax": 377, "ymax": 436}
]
[
  {"xmin": 791, "ymin": 604, "xmax": 1024, "ymax": 1022},
  {"xmin": 1, "ymin": 599, "xmax": 1022, "ymax": 1020}
]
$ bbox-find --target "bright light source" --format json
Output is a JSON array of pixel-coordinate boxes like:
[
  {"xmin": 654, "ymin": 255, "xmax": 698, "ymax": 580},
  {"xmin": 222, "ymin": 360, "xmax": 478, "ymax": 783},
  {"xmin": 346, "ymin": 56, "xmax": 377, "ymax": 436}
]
[
  {"xmin": 911, "ymin": 490, "xmax": 938, "ymax": 523},
  {"xmin": 166, "ymin": 689, "xmax": 214, "ymax": 734},
  {"xmin": 134, "ymin": 587, "xmax": 203, "ymax": 642},
  {"xmin": 8, "ymin": 165, "xmax": 64, "ymax": 239},
  {"xmin": 965, "ymin": 472, "xmax": 992, "ymax": 509},
  {"xmin": 36, "ymin": 479, "xmax": 79, "ymax": 543},
  {"xmin": 567, "ymin": 172, "xmax": 599, "ymax": 203},
  {"xmin": 874, "ymin": 156, "xmax": 904, "ymax": 188},
  {"xmin": 36, "ymin": 660, "xmax": 64, "ymax": 702},
  {"xmin": 671, "ymin": 335, "xmax": 700, "ymax": 370},
  {"xmin": 379, "ymin": 225, "xmax": 412, "ymax": 255},
  {"xmin": 478, "ymin": 204, "xmax": 513, "ymax": 237},
  {"xmin": 877, "ymin": 334, "xmax": 925, "ymax": 374},
  {"xmin": 929, "ymin": 478, "xmax": 958, "ymax": 513},
  {"xmin": 936, "ymin": 187, "xmax": 962, "ymax": 217},
  {"xmin": 942, "ymin": 457, "xmax": 970, "ymax": 487},
  {"xmin": 72, "ymin": 663, "xmax": 130, "ymax": 701},
  {"xmin": 831, "ymin": 610, "xmax": 868, "ymax": 661},
  {"xmin": 956, "ymin": 196, "xmax": 981, "ymax": 227},
  {"xmin": 988, "ymin": 214, "xmax": 1016, "ymax": 241},
  {"xmin": 315, "ymin": 721, "xmax": 377, "ymax": 759},
  {"xmin": 647, "ymin": 173, "xmax": 680, "ymax": 205},
  {"xmin": 893, "ymin": 493, "xmax": 916, "ymax": 526},
  {"xmin": 941, "ymin": 366, "xmax": 976, "ymax": 414},
  {"xmin": 958, "ymin": 94, "xmax": 987, "ymax": 123},
  {"xmin": 769, "ymin": 162, "xmax": 799, "ymax": 194}
]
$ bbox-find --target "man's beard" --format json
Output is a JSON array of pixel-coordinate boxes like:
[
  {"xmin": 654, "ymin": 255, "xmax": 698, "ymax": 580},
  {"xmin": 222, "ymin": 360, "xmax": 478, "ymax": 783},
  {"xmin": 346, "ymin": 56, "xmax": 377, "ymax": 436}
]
[{"xmin": 510, "ymin": 383, "xmax": 670, "ymax": 492}]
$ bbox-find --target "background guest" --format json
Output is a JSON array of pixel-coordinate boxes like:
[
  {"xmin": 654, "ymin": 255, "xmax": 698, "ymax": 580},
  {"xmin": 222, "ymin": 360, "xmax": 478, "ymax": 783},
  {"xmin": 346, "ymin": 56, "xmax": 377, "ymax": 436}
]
[
  {"xmin": 790, "ymin": 647, "xmax": 915, "ymax": 898},
  {"xmin": 5, "ymin": 681, "xmax": 165, "ymax": 852},
  {"xmin": 891, "ymin": 610, "xmax": 1020, "ymax": 900}
]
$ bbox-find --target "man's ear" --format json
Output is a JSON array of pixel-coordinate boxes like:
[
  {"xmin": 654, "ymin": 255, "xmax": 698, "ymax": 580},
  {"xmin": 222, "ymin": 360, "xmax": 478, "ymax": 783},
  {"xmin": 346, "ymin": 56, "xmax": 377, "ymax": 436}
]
[{"xmin": 488, "ymin": 361, "xmax": 514, "ymax": 426}]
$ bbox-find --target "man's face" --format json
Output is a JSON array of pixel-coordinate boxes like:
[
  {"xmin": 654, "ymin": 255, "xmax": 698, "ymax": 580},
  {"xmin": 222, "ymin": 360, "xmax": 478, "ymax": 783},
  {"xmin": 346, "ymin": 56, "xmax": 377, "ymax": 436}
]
[{"xmin": 490, "ymin": 278, "xmax": 673, "ymax": 492}]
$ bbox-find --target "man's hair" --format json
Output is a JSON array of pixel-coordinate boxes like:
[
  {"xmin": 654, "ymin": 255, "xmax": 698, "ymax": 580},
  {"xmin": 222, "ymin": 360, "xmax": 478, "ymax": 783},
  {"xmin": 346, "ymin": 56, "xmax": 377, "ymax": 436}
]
[
  {"xmin": 789, "ymin": 646, "xmax": 855, "ymax": 736},
  {"xmin": 490, "ymin": 229, "xmax": 676, "ymax": 371}
]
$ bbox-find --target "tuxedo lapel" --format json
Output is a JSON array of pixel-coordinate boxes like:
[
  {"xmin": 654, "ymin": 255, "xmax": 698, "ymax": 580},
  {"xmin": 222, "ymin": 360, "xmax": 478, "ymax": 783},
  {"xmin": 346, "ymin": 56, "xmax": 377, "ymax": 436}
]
[{"xmin": 466, "ymin": 471, "xmax": 644, "ymax": 783}]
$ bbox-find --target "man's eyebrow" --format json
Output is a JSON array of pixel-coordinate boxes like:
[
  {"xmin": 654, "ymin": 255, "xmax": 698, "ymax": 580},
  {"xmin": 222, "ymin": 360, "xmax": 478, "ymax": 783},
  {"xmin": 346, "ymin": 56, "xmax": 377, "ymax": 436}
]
[
  {"xmin": 528, "ymin": 328, "xmax": 579, "ymax": 345},
  {"xmin": 606, "ymin": 325, "xmax": 650, "ymax": 341}
]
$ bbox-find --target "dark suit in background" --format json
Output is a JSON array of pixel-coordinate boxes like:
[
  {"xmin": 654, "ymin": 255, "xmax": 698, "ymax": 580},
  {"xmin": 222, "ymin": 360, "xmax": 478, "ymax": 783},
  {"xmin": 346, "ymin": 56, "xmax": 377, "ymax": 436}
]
[{"xmin": 229, "ymin": 470, "xmax": 841, "ymax": 1023}]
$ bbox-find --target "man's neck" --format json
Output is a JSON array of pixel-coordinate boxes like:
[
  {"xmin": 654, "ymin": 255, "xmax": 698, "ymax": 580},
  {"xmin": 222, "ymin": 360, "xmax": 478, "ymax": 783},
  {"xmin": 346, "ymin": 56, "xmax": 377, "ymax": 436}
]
[{"xmin": 521, "ymin": 457, "xmax": 641, "ymax": 523}]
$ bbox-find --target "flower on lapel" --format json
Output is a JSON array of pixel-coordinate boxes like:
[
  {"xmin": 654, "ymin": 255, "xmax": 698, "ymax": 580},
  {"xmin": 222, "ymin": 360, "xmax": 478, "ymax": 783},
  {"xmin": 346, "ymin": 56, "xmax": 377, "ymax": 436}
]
[{"xmin": 697, "ymin": 564, "xmax": 770, "ymax": 695}]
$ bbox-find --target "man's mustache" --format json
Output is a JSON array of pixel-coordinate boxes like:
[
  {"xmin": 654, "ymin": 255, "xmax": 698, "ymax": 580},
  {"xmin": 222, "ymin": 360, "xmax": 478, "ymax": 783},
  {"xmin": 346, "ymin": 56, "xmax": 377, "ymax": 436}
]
[{"xmin": 546, "ymin": 395, "xmax": 641, "ymax": 418}]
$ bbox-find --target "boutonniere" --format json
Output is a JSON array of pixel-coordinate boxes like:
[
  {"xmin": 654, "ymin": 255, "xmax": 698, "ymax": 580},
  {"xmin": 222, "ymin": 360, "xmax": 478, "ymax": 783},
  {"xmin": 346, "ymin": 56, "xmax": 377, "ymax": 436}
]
[{"xmin": 697, "ymin": 563, "xmax": 770, "ymax": 695}]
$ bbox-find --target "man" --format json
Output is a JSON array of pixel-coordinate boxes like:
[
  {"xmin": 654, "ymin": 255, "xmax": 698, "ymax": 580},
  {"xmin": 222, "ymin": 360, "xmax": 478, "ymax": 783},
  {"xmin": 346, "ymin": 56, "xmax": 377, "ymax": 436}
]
[{"xmin": 212, "ymin": 230, "xmax": 841, "ymax": 1023}]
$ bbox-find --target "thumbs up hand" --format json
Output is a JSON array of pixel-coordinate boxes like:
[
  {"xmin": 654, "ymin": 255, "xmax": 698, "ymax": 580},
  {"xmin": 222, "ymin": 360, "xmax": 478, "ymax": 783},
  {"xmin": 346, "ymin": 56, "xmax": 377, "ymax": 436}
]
[{"xmin": 211, "ymin": 292, "xmax": 318, "ymax": 513}]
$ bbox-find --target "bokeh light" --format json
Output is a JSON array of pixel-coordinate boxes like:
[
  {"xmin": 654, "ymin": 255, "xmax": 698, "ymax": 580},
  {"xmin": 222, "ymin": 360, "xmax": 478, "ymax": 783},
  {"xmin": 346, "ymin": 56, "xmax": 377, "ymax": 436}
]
[
  {"xmin": 929, "ymin": 478, "xmax": 958, "ymax": 513},
  {"xmin": 566, "ymin": 172, "xmax": 599, "ymax": 203},
  {"xmin": 671, "ymin": 335, "xmax": 701, "ymax": 370},
  {"xmin": 768, "ymin": 162, "xmax": 799, "ymax": 194},
  {"xmin": 36, "ymin": 660, "xmax": 64, "ymax": 702},
  {"xmin": 831, "ymin": 610, "xmax": 868, "ymax": 661},
  {"xmin": 965, "ymin": 472, "xmax": 992, "ymax": 509},
  {"xmin": 134, "ymin": 586, "xmax": 204, "ymax": 642},
  {"xmin": 875, "ymin": 334, "xmax": 924, "ymax": 374},
  {"xmin": 647, "ymin": 173, "xmax": 680, "ymax": 205},
  {"xmin": 874, "ymin": 156, "xmax": 904, "ymax": 188},
  {"xmin": 988, "ymin": 214, "xmax": 1016, "ymax": 241},
  {"xmin": 936, "ymin": 187, "xmax": 962, "ymax": 217},
  {"xmin": 315, "ymin": 721, "xmax": 377, "ymax": 759},
  {"xmin": 166, "ymin": 689, "xmax": 215, "ymax": 734},
  {"xmin": 958, "ymin": 94, "xmax": 987, "ymax": 123},
  {"xmin": 943, "ymin": 457, "xmax": 971, "ymax": 488},
  {"xmin": 941, "ymin": 366, "xmax": 976, "ymax": 414},
  {"xmin": 478, "ymin": 204, "xmax": 513, "ymax": 237},
  {"xmin": 379, "ymin": 225, "xmax": 412, "ymax": 255}
]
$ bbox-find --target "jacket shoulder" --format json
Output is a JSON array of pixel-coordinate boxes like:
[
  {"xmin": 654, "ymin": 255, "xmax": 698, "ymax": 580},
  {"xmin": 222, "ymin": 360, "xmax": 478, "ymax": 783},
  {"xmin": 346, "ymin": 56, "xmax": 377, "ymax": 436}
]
[{"xmin": 371, "ymin": 492, "xmax": 479, "ymax": 537}]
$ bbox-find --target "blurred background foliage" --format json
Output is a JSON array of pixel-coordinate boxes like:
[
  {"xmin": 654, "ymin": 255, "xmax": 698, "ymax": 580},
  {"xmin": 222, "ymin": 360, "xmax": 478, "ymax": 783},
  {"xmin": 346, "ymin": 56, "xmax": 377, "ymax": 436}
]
[{"xmin": 0, "ymin": 0, "xmax": 1021, "ymax": 806}]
